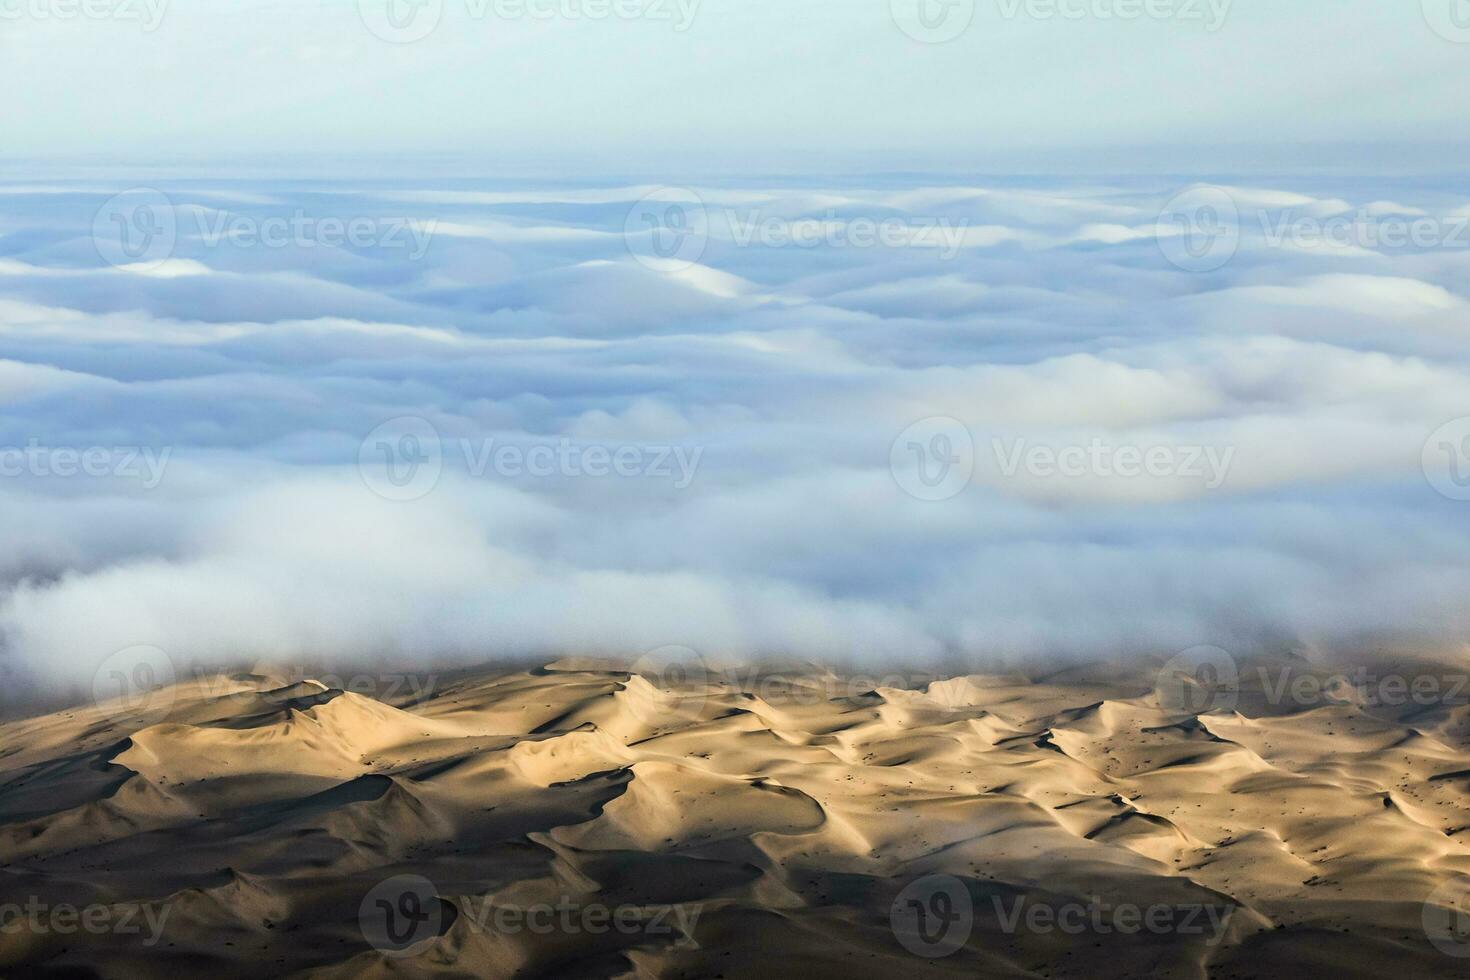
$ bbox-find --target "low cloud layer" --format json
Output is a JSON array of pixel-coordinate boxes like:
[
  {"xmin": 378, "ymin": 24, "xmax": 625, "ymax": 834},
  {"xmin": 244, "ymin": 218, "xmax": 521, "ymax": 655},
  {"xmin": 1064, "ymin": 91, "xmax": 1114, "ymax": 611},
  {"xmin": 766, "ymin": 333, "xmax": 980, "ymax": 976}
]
[{"xmin": 2, "ymin": 177, "xmax": 1469, "ymax": 695}]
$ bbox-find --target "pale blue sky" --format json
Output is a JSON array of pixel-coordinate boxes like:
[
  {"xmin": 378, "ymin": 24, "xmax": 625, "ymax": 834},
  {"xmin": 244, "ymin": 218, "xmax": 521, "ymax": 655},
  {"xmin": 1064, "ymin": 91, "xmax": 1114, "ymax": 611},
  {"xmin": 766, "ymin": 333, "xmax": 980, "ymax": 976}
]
[{"xmin": 3, "ymin": 0, "xmax": 1469, "ymax": 173}]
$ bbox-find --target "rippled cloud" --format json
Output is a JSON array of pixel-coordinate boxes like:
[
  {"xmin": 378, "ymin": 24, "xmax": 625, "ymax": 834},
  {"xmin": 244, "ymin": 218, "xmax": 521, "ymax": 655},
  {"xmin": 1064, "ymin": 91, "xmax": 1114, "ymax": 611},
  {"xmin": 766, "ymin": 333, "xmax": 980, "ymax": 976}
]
[{"xmin": 2, "ymin": 176, "xmax": 1469, "ymax": 697}]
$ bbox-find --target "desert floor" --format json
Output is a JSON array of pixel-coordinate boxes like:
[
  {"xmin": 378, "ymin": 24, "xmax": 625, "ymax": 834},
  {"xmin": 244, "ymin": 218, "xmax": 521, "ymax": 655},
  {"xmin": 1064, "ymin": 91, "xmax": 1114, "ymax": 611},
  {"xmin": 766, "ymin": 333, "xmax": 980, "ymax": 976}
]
[{"xmin": 5, "ymin": 654, "xmax": 1470, "ymax": 978}]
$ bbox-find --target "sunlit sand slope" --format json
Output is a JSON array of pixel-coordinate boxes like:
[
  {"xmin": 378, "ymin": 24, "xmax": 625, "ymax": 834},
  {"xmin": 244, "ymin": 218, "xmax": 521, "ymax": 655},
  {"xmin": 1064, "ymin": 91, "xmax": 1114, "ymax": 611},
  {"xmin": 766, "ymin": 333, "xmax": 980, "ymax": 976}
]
[{"xmin": 5, "ymin": 656, "xmax": 1470, "ymax": 978}]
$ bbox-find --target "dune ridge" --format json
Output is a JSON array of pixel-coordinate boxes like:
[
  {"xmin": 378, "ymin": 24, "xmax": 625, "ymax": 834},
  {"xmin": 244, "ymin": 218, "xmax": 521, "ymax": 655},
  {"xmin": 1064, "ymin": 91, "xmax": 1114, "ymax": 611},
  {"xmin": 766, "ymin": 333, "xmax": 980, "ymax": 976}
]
[{"xmin": 4, "ymin": 656, "xmax": 1470, "ymax": 977}]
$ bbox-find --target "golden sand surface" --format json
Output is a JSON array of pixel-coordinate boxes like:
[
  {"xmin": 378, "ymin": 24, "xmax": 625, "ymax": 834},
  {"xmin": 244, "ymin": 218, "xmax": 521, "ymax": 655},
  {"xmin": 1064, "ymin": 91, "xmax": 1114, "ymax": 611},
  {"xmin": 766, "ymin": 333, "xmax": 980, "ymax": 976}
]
[{"xmin": 5, "ymin": 654, "xmax": 1470, "ymax": 977}]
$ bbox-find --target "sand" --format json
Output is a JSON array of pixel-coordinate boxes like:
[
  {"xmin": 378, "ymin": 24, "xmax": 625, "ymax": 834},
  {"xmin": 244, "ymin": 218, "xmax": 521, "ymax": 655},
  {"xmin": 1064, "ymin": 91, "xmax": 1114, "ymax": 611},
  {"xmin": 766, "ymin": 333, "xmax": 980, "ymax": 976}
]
[{"xmin": 5, "ymin": 653, "xmax": 1470, "ymax": 978}]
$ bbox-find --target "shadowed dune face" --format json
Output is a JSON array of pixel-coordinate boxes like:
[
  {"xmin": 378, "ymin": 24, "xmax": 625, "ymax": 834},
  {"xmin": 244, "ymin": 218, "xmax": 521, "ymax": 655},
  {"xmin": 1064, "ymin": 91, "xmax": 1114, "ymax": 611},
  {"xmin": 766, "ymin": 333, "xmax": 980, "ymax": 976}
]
[{"xmin": 4, "ymin": 657, "xmax": 1470, "ymax": 978}]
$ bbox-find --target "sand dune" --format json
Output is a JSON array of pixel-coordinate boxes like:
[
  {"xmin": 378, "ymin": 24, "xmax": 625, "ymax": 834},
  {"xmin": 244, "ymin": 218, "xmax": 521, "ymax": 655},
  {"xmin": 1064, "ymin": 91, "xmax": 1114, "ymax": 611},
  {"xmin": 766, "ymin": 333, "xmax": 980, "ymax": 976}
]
[{"xmin": 5, "ymin": 655, "xmax": 1470, "ymax": 977}]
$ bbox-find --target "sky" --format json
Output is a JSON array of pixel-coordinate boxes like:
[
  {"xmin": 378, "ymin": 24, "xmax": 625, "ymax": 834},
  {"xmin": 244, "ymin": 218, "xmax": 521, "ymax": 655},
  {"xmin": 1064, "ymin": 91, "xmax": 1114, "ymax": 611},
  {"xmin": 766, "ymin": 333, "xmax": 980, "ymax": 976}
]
[{"xmin": 3, "ymin": 0, "xmax": 1470, "ymax": 173}]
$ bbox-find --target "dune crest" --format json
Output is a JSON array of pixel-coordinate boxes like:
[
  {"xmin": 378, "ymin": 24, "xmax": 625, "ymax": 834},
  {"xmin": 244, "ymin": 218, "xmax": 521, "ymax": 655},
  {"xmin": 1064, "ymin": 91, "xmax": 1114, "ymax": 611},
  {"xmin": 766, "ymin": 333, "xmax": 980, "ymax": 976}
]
[{"xmin": 5, "ymin": 657, "xmax": 1470, "ymax": 977}]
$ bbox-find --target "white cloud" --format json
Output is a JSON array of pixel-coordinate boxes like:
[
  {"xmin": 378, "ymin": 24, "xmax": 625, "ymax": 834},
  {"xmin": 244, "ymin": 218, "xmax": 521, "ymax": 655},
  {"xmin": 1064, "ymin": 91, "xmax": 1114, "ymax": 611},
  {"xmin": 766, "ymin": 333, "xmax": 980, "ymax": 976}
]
[{"xmin": 2, "ymin": 177, "xmax": 1469, "ymax": 694}]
